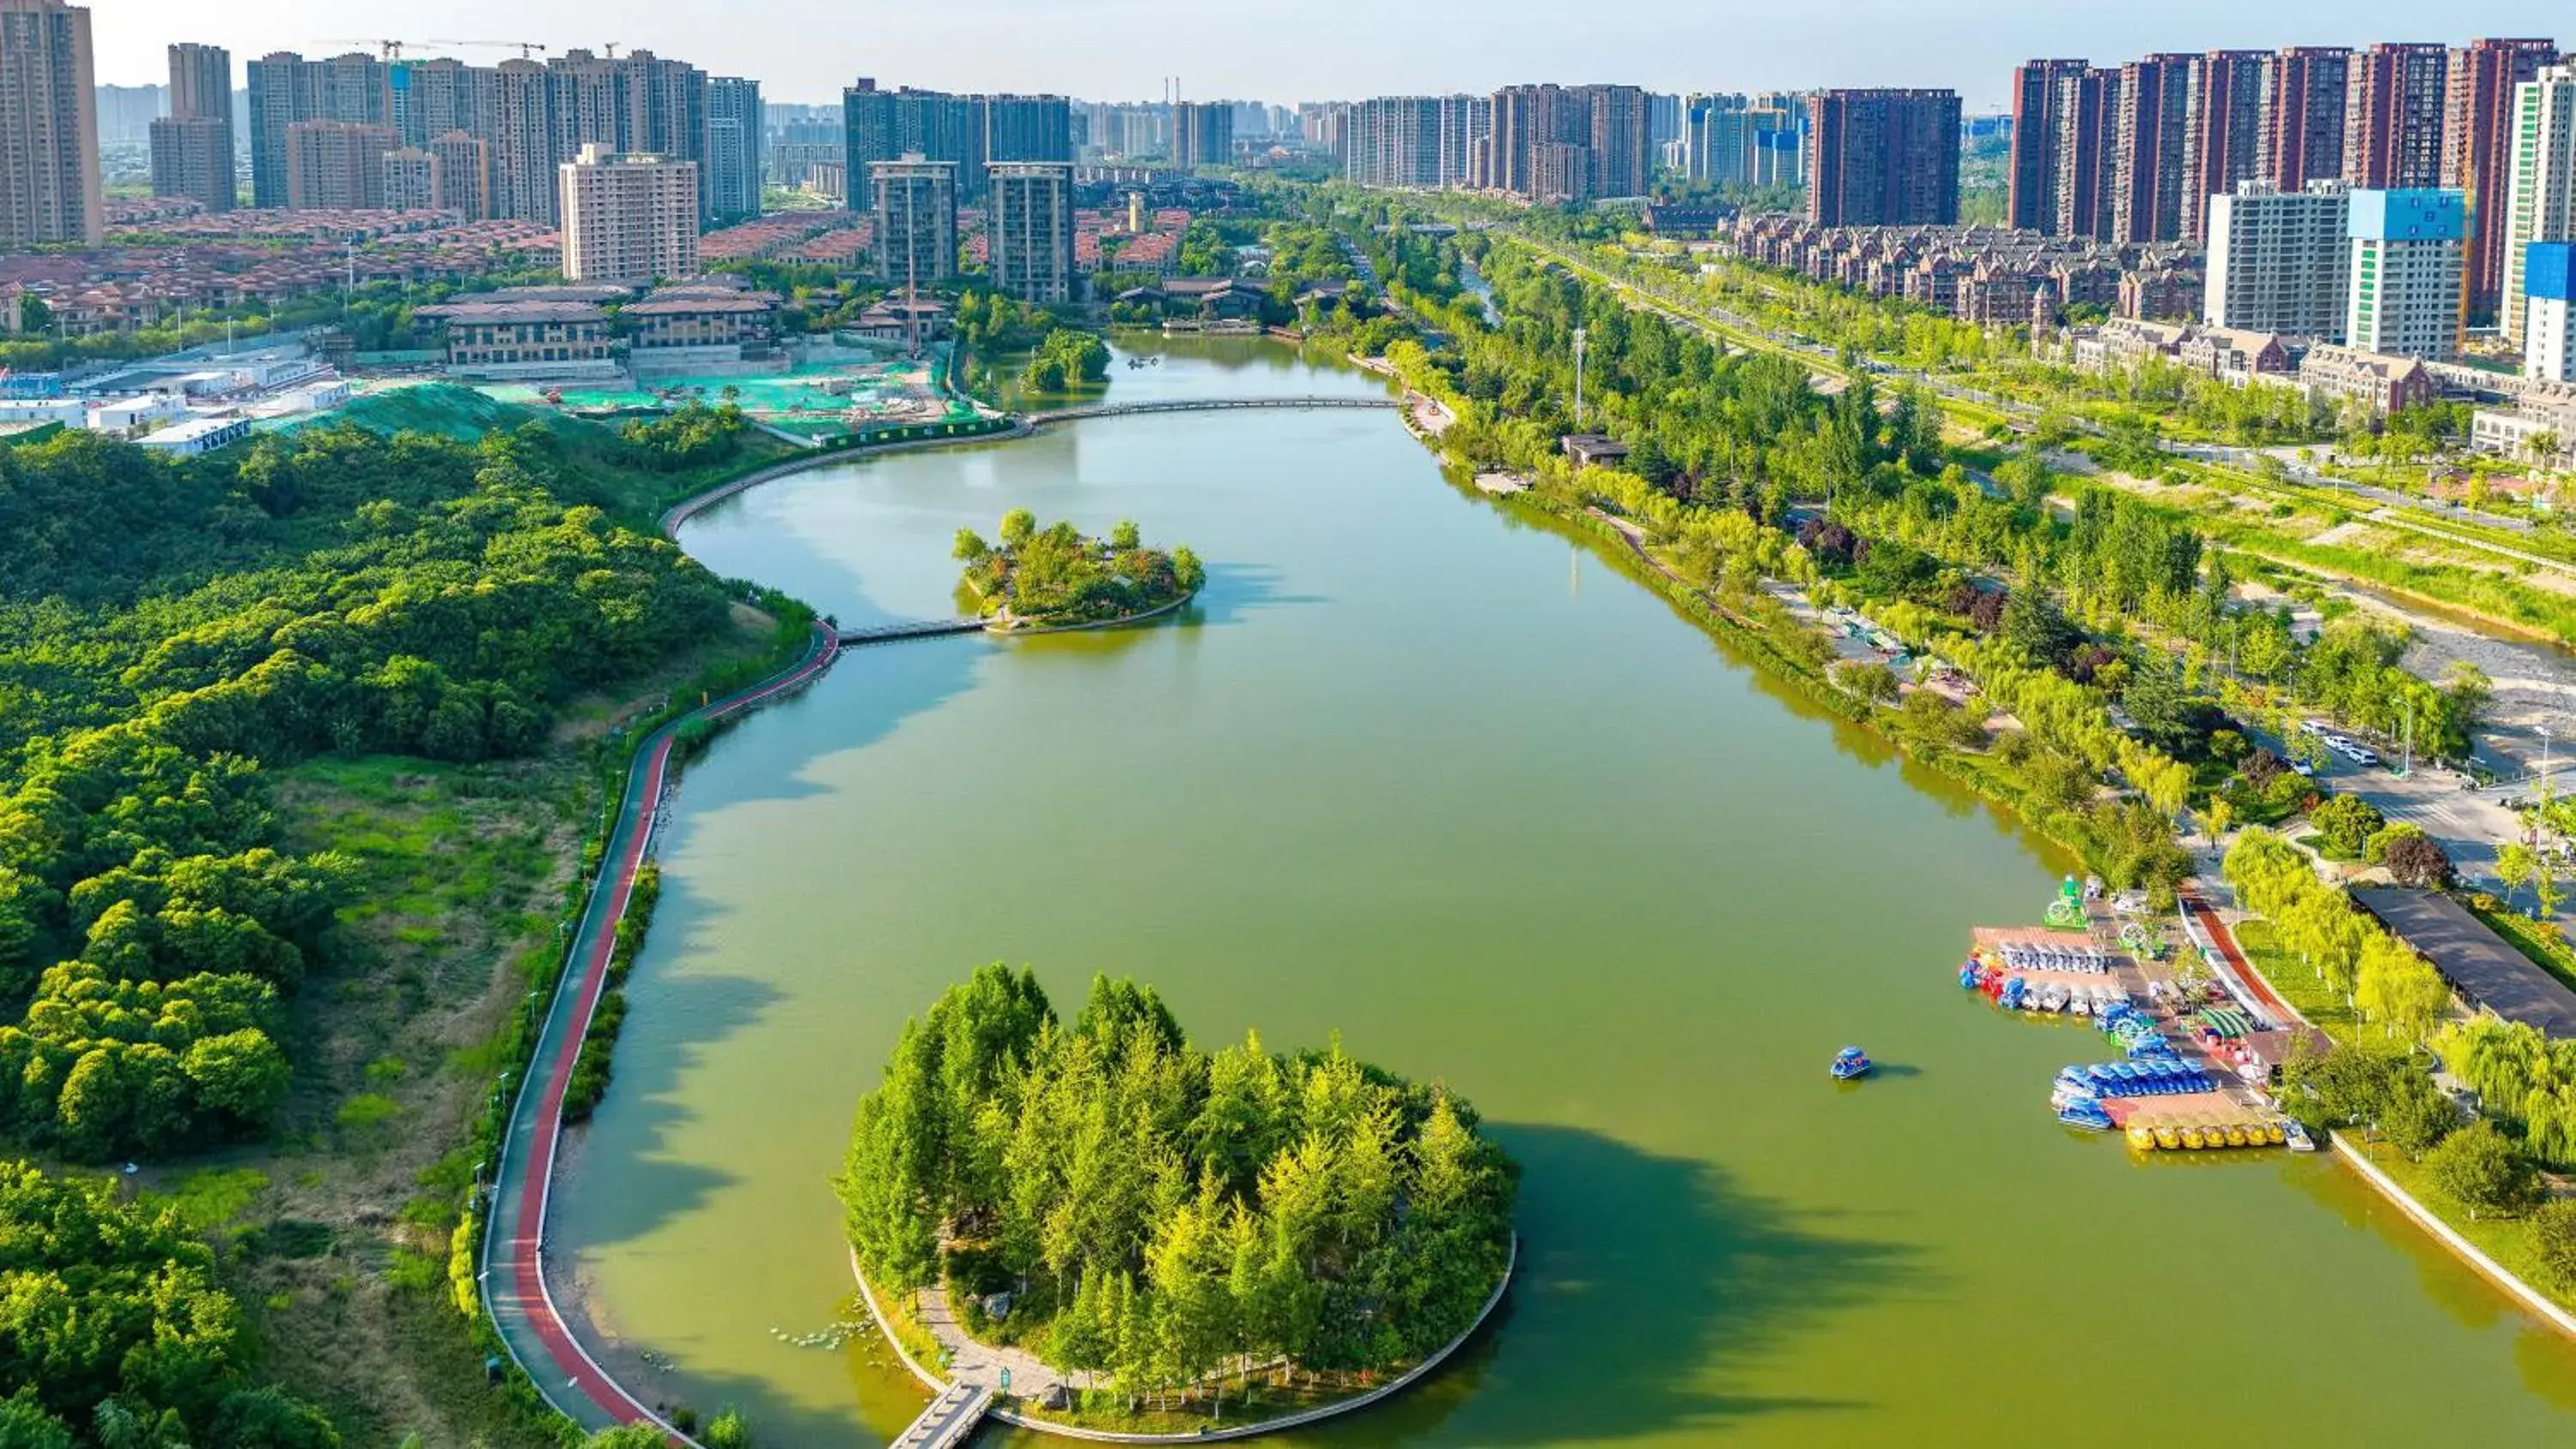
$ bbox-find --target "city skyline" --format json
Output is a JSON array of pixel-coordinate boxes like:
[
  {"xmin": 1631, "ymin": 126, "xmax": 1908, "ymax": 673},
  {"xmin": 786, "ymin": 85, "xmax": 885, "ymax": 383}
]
[{"xmin": 78, "ymin": 2, "xmax": 2576, "ymax": 105}]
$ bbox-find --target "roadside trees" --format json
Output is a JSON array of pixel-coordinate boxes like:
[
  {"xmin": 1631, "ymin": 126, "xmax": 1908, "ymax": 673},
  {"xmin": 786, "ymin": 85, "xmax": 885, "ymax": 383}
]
[
  {"xmin": 2424, "ymin": 1120, "xmax": 2539, "ymax": 1218},
  {"xmin": 2311, "ymin": 795, "xmax": 2385, "ymax": 858}
]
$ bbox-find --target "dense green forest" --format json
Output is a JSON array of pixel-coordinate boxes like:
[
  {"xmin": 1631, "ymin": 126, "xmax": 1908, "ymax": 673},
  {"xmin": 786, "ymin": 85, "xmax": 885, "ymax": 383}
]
[
  {"xmin": 0, "ymin": 1162, "xmax": 340, "ymax": 1446},
  {"xmin": 954, "ymin": 512, "xmax": 1203, "ymax": 627},
  {"xmin": 839, "ymin": 968, "xmax": 1516, "ymax": 1409},
  {"xmin": 0, "ymin": 407, "xmax": 761, "ymax": 1443}
]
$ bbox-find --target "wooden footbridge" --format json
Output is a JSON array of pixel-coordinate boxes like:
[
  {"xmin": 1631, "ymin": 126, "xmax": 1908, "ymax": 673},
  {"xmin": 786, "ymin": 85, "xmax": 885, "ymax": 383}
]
[
  {"xmin": 835, "ymin": 618, "xmax": 987, "ymax": 646},
  {"xmin": 892, "ymin": 1382, "xmax": 992, "ymax": 1449},
  {"xmin": 1028, "ymin": 396, "xmax": 1402, "ymax": 425}
]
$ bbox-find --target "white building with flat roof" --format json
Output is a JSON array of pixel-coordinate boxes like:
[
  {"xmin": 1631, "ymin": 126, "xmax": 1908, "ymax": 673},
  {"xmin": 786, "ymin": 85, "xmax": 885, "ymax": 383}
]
[
  {"xmin": 557, "ymin": 142, "xmax": 700, "ymax": 286},
  {"xmin": 2204, "ymin": 179, "xmax": 2352, "ymax": 341}
]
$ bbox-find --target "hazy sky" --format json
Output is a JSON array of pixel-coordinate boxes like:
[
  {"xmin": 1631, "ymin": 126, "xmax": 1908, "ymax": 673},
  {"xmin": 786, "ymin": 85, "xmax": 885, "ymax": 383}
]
[{"xmin": 88, "ymin": 1, "xmax": 2574, "ymax": 108}]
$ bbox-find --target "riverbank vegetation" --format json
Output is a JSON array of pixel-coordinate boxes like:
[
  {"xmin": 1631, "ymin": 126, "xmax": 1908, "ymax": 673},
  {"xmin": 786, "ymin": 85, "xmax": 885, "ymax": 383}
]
[
  {"xmin": 955, "ymin": 511, "xmax": 1203, "ymax": 627},
  {"xmin": 1019, "ymin": 329, "xmax": 1113, "ymax": 392},
  {"xmin": 839, "ymin": 967, "xmax": 1516, "ymax": 1417},
  {"xmin": 0, "ymin": 403, "xmax": 814, "ymax": 1441}
]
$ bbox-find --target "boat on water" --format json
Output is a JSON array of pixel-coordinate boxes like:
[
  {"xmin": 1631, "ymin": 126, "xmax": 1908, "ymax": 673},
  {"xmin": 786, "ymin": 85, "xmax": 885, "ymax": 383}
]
[
  {"xmin": 2057, "ymin": 1099, "xmax": 2116, "ymax": 1131},
  {"xmin": 2285, "ymin": 1120, "xmax": 2317, "ymax": 1152},
  {"xmin": 1830, "ymin": 1046, "xmax": 1873, "ymax": 1081},
  {"xmin": 2154, "ymin": 1123, "xmax": 2183, "ymax": 1149}
]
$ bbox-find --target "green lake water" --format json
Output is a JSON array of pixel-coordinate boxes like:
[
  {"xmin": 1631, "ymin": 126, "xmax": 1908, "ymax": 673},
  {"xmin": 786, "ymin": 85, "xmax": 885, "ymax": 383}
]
[{"xmin": 555, "ymin": 340, "xmax": 2576, "ymax": 1446}]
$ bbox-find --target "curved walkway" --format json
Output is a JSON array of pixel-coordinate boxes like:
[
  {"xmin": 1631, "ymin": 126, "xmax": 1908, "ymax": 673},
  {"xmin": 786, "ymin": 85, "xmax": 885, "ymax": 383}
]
[
  {"xmin": 853, "ymin": 1236, "xmax": 1516, "ymax": 1443},
  {"xmin": 1027, "ymin": 397, "xmax": 1400, "ymax": 425},
  {"xmin": 480, "ymin": 623, "xmax": 841, "ymax": 1439}
]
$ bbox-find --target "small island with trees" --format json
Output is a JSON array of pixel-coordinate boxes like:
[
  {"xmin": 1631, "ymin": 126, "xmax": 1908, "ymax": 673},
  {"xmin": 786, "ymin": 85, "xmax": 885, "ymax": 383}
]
[
  {"xmin": 954, "ymin": 511, "xmax": 1206, "ymax": 632},
  {"xmin": 837, "ymin": 967, "xmax": 1518, "ymax": 1429}
]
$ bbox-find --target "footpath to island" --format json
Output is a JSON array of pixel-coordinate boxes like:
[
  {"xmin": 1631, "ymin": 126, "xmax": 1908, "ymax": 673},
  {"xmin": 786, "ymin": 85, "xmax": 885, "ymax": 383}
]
[{"xmin": 851, "ymin": 1235, "xmax": 1516, "ymax": 1444}]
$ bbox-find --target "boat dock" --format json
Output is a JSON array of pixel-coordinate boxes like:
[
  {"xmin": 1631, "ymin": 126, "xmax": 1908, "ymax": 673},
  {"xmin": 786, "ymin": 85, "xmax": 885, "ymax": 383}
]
[{"xmin": 1964, "ymin": 888, "xmax": 2294, "ymax": 1155}]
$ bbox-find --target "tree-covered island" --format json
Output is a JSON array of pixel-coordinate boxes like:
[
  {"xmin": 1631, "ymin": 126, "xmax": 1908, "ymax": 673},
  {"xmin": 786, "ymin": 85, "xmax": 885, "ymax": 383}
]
[
  {"xmin": 837, "ymin": 967, "xmax": 1517, "ymax": 1421},
  {"xmin": 954, "ymin": 511, "xmax": 1205, "ymax": 630}
]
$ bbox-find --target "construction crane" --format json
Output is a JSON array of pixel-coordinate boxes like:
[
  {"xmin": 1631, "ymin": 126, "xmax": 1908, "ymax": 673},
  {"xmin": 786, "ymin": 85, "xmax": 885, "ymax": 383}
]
[
  {"xmin": 321, "ymin": 39, "xmax": 410, "ymax": 60},
  {"xmin": 427, "ymin": 39, "xmax": 550, "ymax": 60}
]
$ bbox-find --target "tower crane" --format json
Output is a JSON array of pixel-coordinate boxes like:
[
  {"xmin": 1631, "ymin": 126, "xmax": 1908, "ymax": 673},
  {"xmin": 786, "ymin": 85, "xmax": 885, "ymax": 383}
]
[{"xmin": 427, "ymin": 39, "xmax": 551, "ymax": 60}]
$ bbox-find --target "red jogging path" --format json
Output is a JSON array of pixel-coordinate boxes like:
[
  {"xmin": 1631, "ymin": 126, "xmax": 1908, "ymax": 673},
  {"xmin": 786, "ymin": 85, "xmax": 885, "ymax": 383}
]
[
  {"xmin": 2178, "ymin": 886, "xmax": 2304, "ymax": 1028},
  {"xmin": 480, "ymin": 622, "xmax": 841, "ymax": 1439}
]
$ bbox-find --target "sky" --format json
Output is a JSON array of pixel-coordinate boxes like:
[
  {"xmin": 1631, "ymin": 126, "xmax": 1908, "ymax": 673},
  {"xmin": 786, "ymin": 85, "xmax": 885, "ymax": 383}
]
[{"xmin": 87, "ymin": 0, "xmax": 2576, "ymax": 109}]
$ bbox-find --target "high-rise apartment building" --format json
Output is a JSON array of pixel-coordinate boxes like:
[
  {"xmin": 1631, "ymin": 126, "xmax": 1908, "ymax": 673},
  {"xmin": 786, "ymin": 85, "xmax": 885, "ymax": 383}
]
[
  {"xmin": 2180, "ymin": 50, "xmax": 2272, "ymax": 242},
  {"xmin": 382, "ymin": 147, "xmax": 438, "ymax": 210},
  {"xmin": 1747, "ymin": 95, "xmax": 1807, "ymax": 188},
  {"xmin": 2264, "ymin": 46, "xmax": 2351, "ymax": 188},
  {"xmin": 429, "ymin": 130, "xmax": 490, "ymax": 220},
  {"xmin": 246, "ymin": 51, "xmax": 391, "ymax": 208},
  {"xmin": 151, "ymin": 118, "xmax": 233, "ymax": 214},
  {"xmin": 0, "ymin": 0, "xmax": 100, "ymax": 246},
  {"xmin": 1485, "ymin": 83, "xmax": 1650, "ymax": 202},
  {"xmin": 2203, "ymin": 179, "xmax": 2353, "ymax": 338},
  {"xmin": 870, "ymin": 155, "xmax": 957, "ymax": 287},
  {"xmin": 167, "ymin": 40, "xmax": 228, "ymax": 124},
  {"xmin": 1806, "ymin": 88, "xmax": 1960, "ymax": 227},
  {"xmin": 982, "ymin": 94, "xmax": 1074, "ymax": 164},
  {"xmin": 986, "ymin": 161, "xmax": 1075, "ymax": 304},
  {"xmin": 844, "ymin": 81, "xmax": 1050, "ymax": 197},
  {"xmin": 2345, "ymin": 187, "xmax": 2464, "ymax": 359},
  {"xmin": 557, "ymin": 142, "xmax": 700, "ymax": 285},
  {"xmin": 1173, "ymin": 101, "xmax": 1234, "ymax": 168},
  {"xmin": 2110, "ymin": 55, "xmax": 2194, "ymax": 245},
  {"xmin": 2503, "ymin": 65, "xmax": 2576, "ymax": 348},
  {"xmin": 1345, "ymin": 95, "xmax": 1487, "ymax": 189},
  {"xmin": 1346, "ymin": 97, "xmax": 1443, "ymax": 188},
  {"xmin": 392, "ymin": 57, "xmax": 489, "ymax": 148},
  {"xmin": 2445, "ymin": 39, "xmax": 2559, "ymax": 324},
  {"xmin": 152, "ymin": 43, "xmax": 234, "ymax": 214},
  {"xmin": 2344, "ymin": 42, "xmax": 2451, "ymax": 189},
  {"xmin": 1685, "ymin": 93, "xmax": 1749, "ymax": 188},
  {"xmin": 1585, "ymin": 85, "xmax": 1652, "ymax": 198},
  {"xmin": 285, "ymin": 120, "xmax": 398, "ymax": 209},
  {"xmin": 704, "ymin": 76, "xmax": 762, "ymax": 226},
  {"xmin": 2008, "ymin": 59, "xmax": 2091, "ymax": 232},
  {"xmin": 489, "ymin": 58, "xmax": 555, "ymax": 222},
  {"xmin": 2524, "ymin": 241, "xmax": 2576, "ymax": 379}
]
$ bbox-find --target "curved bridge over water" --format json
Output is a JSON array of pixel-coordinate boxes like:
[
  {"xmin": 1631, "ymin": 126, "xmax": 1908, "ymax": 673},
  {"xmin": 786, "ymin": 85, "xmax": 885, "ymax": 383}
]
[{"xmin": 1028, "ymin": 396, "xmax": 1402, "ymax": 424}]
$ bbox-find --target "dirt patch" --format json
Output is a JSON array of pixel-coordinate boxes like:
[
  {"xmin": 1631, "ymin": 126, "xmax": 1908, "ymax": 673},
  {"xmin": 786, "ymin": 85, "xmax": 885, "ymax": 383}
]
[
  {"xmin": 225, "ymin": 754, "xmax": 592, "ymax": 1446},
  {"xmin": 554, "ymin": 602, "xmax": 780, "ymax": 744}
]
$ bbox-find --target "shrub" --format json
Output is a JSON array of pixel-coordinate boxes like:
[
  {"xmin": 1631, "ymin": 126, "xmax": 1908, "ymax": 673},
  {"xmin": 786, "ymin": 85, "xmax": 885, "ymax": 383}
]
[
  {"xmin": 2424, "ymin": 1120, "xmax": 2540, "ymax": 1218},
  {"xmin": 2311, "ymin": 794, "xmax": 2385, "ymax": 858},
  {"xmin": 2534, "ymin": 1199, "xmax": 2576, "ymax": 1289}
]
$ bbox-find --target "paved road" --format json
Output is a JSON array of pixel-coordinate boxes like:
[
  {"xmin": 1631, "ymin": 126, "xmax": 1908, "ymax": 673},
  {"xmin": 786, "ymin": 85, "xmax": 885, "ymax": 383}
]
[{"xmin": 481, "ymin": 624, "xmax": 843, "ymax": 1438}]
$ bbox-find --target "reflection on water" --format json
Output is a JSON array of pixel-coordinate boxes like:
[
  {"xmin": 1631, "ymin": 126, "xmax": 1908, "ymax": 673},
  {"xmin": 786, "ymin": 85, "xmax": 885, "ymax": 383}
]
[{"xmin": 554, "ymin": 342, "xmax": 2576, "ymax": 1448}]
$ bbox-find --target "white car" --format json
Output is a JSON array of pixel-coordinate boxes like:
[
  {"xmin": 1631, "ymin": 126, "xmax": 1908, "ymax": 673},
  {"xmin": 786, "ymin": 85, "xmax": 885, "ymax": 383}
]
[
  {"xmin": 2299, "ymin": 719, "xmax": 2330, "ymax": 737},
  {"xmin": 2348, "ymin": 748, "xmax": 2382, "ymax": 767}
]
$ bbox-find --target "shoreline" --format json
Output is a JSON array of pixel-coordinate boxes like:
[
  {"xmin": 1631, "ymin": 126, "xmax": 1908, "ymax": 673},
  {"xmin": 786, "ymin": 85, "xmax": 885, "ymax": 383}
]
[
  {"xmin": 984, "ymin": 591, "xmax": 1195, "ymax": 636},
  {"xmin": 1373, "ymin": 348, "xmax": 2576, "ymax": 1345},
  {"xmin": 848, "ymin": 1237, "xmax": 1517, "ymax": 1443}
]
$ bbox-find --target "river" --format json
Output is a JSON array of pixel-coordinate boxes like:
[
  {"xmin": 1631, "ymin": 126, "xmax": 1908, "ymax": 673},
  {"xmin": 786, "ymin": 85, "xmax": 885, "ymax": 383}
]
[{"xmin": 556, "ymin": 339, "xmax": 2576, "ymax": 1446}]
